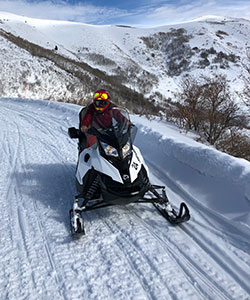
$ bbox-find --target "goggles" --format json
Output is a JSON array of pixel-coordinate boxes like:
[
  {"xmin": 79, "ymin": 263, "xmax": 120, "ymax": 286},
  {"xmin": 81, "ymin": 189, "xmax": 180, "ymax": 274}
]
[{"xmin": 94, "ymin": 92, "xmax": 109, "ymax": 100}]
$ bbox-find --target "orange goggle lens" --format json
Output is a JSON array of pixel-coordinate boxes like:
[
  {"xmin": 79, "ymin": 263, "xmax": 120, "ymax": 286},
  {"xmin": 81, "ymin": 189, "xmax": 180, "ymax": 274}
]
[{"xmin": 94, "ymin": 92, "xmax": 108, "ymax": 100}]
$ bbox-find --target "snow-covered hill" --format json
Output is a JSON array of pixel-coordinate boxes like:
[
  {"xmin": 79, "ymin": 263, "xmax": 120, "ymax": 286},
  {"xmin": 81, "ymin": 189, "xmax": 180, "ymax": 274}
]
[
  {"xmin": 0, "ymin": 11, "xmax": 249, "ymax": 106},
  {"xmin": 1, "ymin": 97, "xmax": 250, "ymax": 299}
]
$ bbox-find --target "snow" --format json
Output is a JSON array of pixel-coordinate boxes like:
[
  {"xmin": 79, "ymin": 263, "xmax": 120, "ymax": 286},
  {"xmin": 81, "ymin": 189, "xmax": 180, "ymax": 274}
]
[
  {"xmin": 1, "ymin": 97, "xmax": 250, "ymax": 299},
  {"xmin": 1, "ymin": 11, "xmax": 250, "ymax": 102}
]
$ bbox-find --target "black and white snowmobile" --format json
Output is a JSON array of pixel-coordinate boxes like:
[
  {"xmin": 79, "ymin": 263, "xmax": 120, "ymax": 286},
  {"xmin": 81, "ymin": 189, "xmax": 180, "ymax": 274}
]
[{"xmin": 68, "ymin": 106, "xmax": 190, "ymax": 236}]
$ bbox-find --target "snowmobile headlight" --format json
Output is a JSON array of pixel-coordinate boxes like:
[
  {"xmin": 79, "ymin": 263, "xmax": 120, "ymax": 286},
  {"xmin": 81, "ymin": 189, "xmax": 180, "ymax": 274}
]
[
  {"xmin": 122, "ymin": 142, "xmax": 131, "ymax": 158},
  {"xmin": 100, "ymin": 142, "xmax": 119, "ymax": 157}
]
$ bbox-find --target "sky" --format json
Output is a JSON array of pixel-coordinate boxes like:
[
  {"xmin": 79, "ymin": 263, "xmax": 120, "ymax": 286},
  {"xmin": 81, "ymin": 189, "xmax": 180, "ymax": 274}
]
[{"xmin": 0, "ymin": 0, "xmax": 250, "ymax": 27}]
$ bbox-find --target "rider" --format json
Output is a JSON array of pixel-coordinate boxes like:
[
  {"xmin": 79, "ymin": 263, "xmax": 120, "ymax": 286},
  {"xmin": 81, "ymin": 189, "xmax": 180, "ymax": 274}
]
[{"xmin": 81, "ymin": 89, "xmax": 129, "ymax": 148}]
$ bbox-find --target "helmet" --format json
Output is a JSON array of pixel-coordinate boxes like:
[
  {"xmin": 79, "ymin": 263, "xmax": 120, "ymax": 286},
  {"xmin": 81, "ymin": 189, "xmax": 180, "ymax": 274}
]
[{"xmin": 93, "ymin": 89, "xmax": 110, "ymax": 113}]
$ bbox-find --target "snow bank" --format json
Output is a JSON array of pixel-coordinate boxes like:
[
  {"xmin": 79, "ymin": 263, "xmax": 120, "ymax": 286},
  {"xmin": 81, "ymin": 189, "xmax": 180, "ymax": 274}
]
[{"xmin": 132, "ymin": 116, "xmax": 250, "ymax": 203}]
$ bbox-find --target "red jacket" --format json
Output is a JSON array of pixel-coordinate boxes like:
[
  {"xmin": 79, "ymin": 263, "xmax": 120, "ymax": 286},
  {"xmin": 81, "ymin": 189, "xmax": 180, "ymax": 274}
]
[
  {"xmin": 81, "ymin": 103, "xmax": 125, "ymax": 128},
  {"xmin": 81, "ymin": 104, "xmax": 126, "ymax": 148}
]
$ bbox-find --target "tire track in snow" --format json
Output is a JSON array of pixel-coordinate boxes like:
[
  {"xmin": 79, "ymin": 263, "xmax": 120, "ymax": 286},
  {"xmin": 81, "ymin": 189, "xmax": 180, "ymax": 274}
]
[
  {"xmin": 96, "ymin": 210, "xmax": 168, "ymax": 300},
  {"xmin": 178, "ymin": 223, "xmax": 250, "ymax": 298},
  {"xmin": 17, "ymin": 109, "xmax": 71, "ymax": 300},
  {"xmin": 127, "ymin": 206, "xmax": 234, "ymax": 300},
  {"xmin": 17, "ymin": 128, "xmax": 66, "ymax": 299},
  {"xmin": 169, "ymin": 193, "xmax": 250, "ymax": 297},
  {"xmin": 0, "ymin": 110, "xmax": 43, "ymax": 299},
  {"xmin": 145, "ymin": 159, "xmax": 250, "ymax": 299},
  {"xmin": 0, "ymin": 103, "xmax": 67, "ymax": 299},
  {"xmin": 1, "ymin": 100, "xmax": 87, "ymax": 299},
  {"xmin": 96, "ymin": 207, "xmax": 200, "ymax": 300},
  {"xmin": 0, "ymin": 115, "xmax": 38, "ymax": 299},
  {"xmin": 70, "ymin": 209, "xmax": 150, "ymax": 300}
]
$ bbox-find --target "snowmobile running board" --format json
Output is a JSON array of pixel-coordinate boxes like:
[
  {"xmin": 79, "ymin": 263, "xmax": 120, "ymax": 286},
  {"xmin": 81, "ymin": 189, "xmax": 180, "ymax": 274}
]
[{"xmin": 69, "ymin": 185, "xmax": 190, "ymax": 236}]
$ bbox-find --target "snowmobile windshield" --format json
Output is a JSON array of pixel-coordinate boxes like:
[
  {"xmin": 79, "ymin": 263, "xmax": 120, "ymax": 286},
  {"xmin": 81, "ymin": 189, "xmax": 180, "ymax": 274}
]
[{"xmin": 88, "ymin": 107, "xmax": 136, "ymax": 150}]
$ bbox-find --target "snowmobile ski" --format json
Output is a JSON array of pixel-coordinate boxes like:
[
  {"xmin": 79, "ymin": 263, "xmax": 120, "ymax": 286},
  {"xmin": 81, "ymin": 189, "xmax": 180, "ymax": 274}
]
[
  {"xmin": 148, "ymin": 184, "xmax": 190, "ymax": 224},
  {"xmin": 153, "ymin": 202, "xmax": 190, "ymax": 224},
  {"xmin": 70, "ymin": 199, "xmax": 85, "ymax": 236}
]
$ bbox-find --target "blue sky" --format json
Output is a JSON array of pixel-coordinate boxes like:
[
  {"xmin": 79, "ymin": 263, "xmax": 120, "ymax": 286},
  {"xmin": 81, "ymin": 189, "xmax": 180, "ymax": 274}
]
[{"xmin": 1, "ymin": 0, "xmax": 250, "ymax": 27}]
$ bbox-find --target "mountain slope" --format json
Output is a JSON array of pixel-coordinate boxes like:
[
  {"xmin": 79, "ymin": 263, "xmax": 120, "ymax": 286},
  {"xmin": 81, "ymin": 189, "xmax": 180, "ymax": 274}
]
[
  {"xmin": 1, "ymin": 97, "xmax": 250, "ymax": 299},
  {"xmin": 0, "ymin": 12, "xmax": 249, "ymax": 107}
]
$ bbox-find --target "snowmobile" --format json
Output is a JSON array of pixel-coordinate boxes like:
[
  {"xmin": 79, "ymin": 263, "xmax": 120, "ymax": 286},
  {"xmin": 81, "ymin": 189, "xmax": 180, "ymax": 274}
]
[{"xmin": 68, "ymin": 106, "xmax": 190, "ymax": 236}]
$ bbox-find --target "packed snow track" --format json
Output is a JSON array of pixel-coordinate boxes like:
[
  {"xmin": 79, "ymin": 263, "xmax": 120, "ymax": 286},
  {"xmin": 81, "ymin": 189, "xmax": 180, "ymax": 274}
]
[{"xmin": 1, "ymin": 98, "xmax": 250, "ymax": 300}]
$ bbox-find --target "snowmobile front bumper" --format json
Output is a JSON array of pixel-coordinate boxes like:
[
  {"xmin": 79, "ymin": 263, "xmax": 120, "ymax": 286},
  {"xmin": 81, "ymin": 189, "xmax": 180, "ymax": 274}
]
[{"xmin": 100, "ymin": 181, "xmax": 150, "ymax": 205}]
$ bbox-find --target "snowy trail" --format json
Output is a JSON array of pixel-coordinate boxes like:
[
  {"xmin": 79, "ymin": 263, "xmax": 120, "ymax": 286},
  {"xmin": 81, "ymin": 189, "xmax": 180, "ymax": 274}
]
[
  {"xmin": 1, "ymin": 98, "xmax": 250, "ymax": 300},
  {"xmin": 143, "ymin": 160, "xmax": 250, "ymax": 298}
]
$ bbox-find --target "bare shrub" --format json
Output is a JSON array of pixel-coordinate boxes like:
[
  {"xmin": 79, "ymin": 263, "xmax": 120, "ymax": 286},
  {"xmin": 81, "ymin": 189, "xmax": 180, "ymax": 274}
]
[
  {"xmin": 216, "ymin": 30, "xmax": 229, "ymax": 39},
  {"xmin": 172, "ymin": 76, "xmax": 203, "ymax": 131},
  {"xmin": 173, "ymin": 74, "xmax": 244, "ymax": 145},
  {"xmin": 216, "ymin": 129, "xmax": 250, "ymax": 161}
]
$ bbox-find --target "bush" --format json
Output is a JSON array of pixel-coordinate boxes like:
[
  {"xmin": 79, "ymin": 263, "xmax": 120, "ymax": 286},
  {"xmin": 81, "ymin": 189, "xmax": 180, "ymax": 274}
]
[
  {"xmin": 216, "ymin": 129, "xmax": 250, "ymax": 161},
  {"xmin": 172, "ymin": 74, "xmax": 245, "ymax": 146},
  {"xmin": 216, "ymin": 30, "xmax": 229, "ymax": 39}
]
